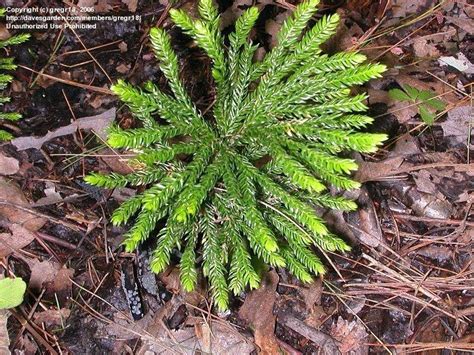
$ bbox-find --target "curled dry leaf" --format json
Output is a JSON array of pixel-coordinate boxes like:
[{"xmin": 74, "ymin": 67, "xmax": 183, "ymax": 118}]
[
  {"xmin": 278, "ymin": 313, "xmax": 341, "ymax": 355},
  {"xmin": 0, "ymin": 223, "xmax": 36, "ymax": 258},
  {"xmin": 34, "ymin": 308, "xmax": 71, "ymax": 327},
  {"xmin": 11, "ymin": 108, "xmax": 115, "ymax": 151},
  {"xmin": 25, "ymin": 259, "xmax": 61, "ymax": 290},
  {"xmin": 238, "ymin": 270, "xmax": 280, "ymax": 354},
  {"xmin": 441, "ymin": 105, "xmax": 473, "ymax": 145},
  {"xmin": 122, "ymin": 0, "xmax": 138, "ymax": 12},
  {"xmin": 330, "ymin": 317, "xmax": 368, "ymax": 355},
  {"xmin": 194, "ymin": 321, "xmax": 255, "ymax": 355},
  {"xmin": 0, "ymin": 310, "xmax": 9, "ymax": 354},
  {"xmin": 0, "ymin": 153, "xmax": 19, "ymax": 176},
  {"xmin": 0, "ymin": 177, "xmax": 46, "ymax": 259}
]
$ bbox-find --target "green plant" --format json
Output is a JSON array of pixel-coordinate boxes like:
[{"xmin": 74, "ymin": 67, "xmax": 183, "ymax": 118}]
[
  {"xmin": 0, "ymin": 277, "xmax": 26, "ymax": 309},
  {"xmin": 85, "ymin": 0, "xmax": 386, "ymax": 310},
  {"xmin": 0, "ymin": 8, "xmax": 30, "ymax": 141},
  {"xmin": 389, "ymin": 84, "xmax": 446, "ymax": 125}
]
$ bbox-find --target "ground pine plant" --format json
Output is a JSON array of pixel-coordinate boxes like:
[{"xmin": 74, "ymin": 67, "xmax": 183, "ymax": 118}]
[
  {"xmin": 85, "ymin": 0, "xmax": 387, "ymax": 310},
  {"xmin": 0, "ymin": 8, "xmax": 29, "ymax": 141}
]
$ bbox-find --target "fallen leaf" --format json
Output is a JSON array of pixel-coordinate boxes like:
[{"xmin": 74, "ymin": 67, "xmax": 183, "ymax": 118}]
[
  {"xmin": 445, "ymin": 15, "xmax": 474, "ymax": 35},
  {"xmin": 0, "ymin": 277, "xmax": 27, "ymax": 309},
  {"xmin": 330, "ymin": 317, "xmax": 368, "ymax": 355},
  {"xmin": 0, "ymin": 310, "xmax": 9, "ymax": 353},
  {"xmin": 416, "ymin": 245, "xmax": 454, "ymax": 264},
  {"xmin": 32, "ymin": 182, "xmax": 63, "ymax": 207},
  {"xmin": 116, "ymin": 63, "xmax": 131, "ymax": 74},
  {"xmin": 356, "ymin": 157, "xmax": 404, "ymax": 182},
  {"xmin": 278, "ymin": 313, "xmax": 340, "ymax": 354},
  {"xmin": 0, "ymin": 223, "xmax": 36, "ymax": 258},
  {"xmin": 390, "ymin": 0, "xmax": 432, "ymax": 18},
  {"xmin": 53, "ymin": 267, "xmax": 75, "ymax": 295},
  {"xmin": 98, "ymin": 147, "xmax": 135, "ymax": 175},
  {"xmin": 11, "ymin": 108, "xmax": 116, "ymax": 151},
  {"xmin": 239, "ymin": 270, "xmax": 280, "ymax": 354},
  {"xmin": 413, "ymin": 170, "xmax": 437, "ymax": 195},
  {"xmin": 438, "ymin": 53, "xmax": 474, "ymax": 74},
  {"xmin": 122, "ymin": 0, "xmax": 138, "ymax": 12},
  {"xmin": 0, "ymin": 177, "xmax": 47, "ymax": 232},
  {"xmin": 0, "ymin": 24, "xmax": 10, "ymax": 41},
  {"xmin": 26, "ymin": 259, "xmax": 61, "ymax": 290},
  {"xmin": 441, "ymin": 105, "xmax": 473, "ymax": 145},
  {"xmin": 118, "ymin": 41, "xmax": 128, "ymax": 53},
  {"xmin": 33, "ymin": 308, "xmax": 70, "ymax": 327},
  {"xmin": 0, "ymin": 153, "xmax": 19, "ymax": 175},
  {"xmin": 412, "ymin": 37, "xmax": 440, "ymax": 58},
  {"xmin": 195, "ymin": 321, "xmax": 255, "ymax": 355}
]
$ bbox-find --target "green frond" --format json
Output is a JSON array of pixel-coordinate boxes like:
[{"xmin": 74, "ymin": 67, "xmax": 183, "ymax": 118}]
[
  {"xmin": 0, "ymin": 112, "xmax": 21, "ymax": 121},
  {"xmin": 122, "ymin": 208, "xmax": 162, "ymax": 251},
  {"xmin": 172, "ymin": 157, "xmax": 223, "ymax": 223},
  {"xmin": 201, "ymin": 206, "xmax": 229, "ymax": 310},
  {"xmin": 294, "ymin": 14, "xmax": 340, "ymax": 59},
  {"xmin": 198, "ymin": 0, "xmax": 219, "ymax": 24},
  {"xmin": 142, "ymin": 148, "xmax": 213, "ymax": 211},
  {"xmin": 315, "ymin": 233, "xmax": 351, "ymax": 252},
  {"xmin": 149, "ymin": 27, "xmax": 193, "ymax": 106},
  {"xmin": 277, "ymin": 0, "xmax": 320, "ymax": 49},
  {"xmin": 110, "ymin": 194, "xmax": 144, "ymax": 226},
  {"xmin": 305, "ymin": 194, "xmax": 358, "ymax": 211},
  {"xmin": 0, "ymin": 33, "xmax": 30, "ymax": 48},
  {"xmin": 0, "ymin": 24, "xmax": 29, "ymax": 141},
  {"xmin": 107, "ymin": 125, "xmax": 184, "ymax": 149},
  {"xmin": 280, "ymin": 247, "xmax": 313, "ymax": 283},
  {"xmin": 85, "ymin": 168, "xmax": 165, "ymax": 188},
  {"xmin": 230, "ymin": 7, "xmax": 259, "ymax": 51},
  {"xmin": 179, "ymin": 222, "xmax": 199, "ymax": 292},
  {"xmin": 271, "ymin": 144, "xmax": 326, "ymax": 193},
  {"xmin": 287, "ymin": 140, "xmax": 358, "ymax": 174},
  {"xmin": 135, "ymin": 143, "xmax": 196, "ymax": 166},
  {"xmin": 0, "ymin": 130, "xmax": 13, "ymax": 141},
  {"xmin": 150, "ymin": 218, "xmax": 189, "ymax": 274},
  {"xmin": 317, "ymin": 130, "xmax": 387, "ymax": 153},
  {"xmin": 92, "ymin": 0, "xmax": 387, "ymax": 310},
  {"xmin": 0, "ymin": 58, "xmax": 16, "ymax": 71},
  {"xmin": 170, "ymin": 9, "xmax": 226, "ymax": 83}
]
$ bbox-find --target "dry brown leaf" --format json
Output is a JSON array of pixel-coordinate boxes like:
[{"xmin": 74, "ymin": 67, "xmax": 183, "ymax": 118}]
[
  {"xmin": 0, "ymin": 153, "xmax": 19, "ymax": 176},
  {"xmin": 0, "ymin": 177, "xmax": 47, "ymax": 232},
  {"xmin": 441, "ymin": 105, "xmax": 473, "ymax": 145},
  {"xmin": 238, "ymin": 270, "xmax": 280, "ymax": 355},
  {"xmin": 278, "ymin": 313, "xmax": 340, "ymax": 354},
  {"xmin": 194, "ymin": 322, "xmax": 255, "ymax": 355},
  {"xmin": 330, "ymin": 317, "xmax": 368, "ymax": 355},
  {"xmin": 412, "ymin": 37, "xmax": 440, "ymax": 58},
  {"xmin": 11, "ymin": 108, "xmax": 115, "ymax": 151},
  {"xmin": 116, "ymin": 63, "xmax": 131, "ymax": 74},
  {"xmin": 122, "ymin": 0, "xmax": 138, "ymax": 12},
  {"xmin": 390, "ymin": 0, "xmax": 432, "ymax": 18},
  {"xmin": 53, "ymin": 267, "xmax": 75, "ymax": 294},
  {"xmin": 34, "ymin": 308, "xmax": 71, "ymax": 327},
  {"xmin": 0, "ymin": 310, "xmax": 9, "ymax": 354},
  {"xmin": 159, "ymin": 267, "xmax": 182, "ymax": 293},
  {"xmin": 0, "ymin": 224, "xmax": 36, "ymax": 258},
  {"xmin": 99, "ymin": 147, "xmax": 135, "ymax": 175},
  {"xmin": 355, "ymin": 157, "xmax": 404, "ymax": 182},
  {"xmin": 26, "ymin": 259, "xmax": 61, "ymax": 290}
]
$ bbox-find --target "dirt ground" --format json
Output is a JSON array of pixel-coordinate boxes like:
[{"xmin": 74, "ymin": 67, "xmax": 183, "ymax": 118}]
[{"xmin": 0, "ymin": 0, "xmax": 473, "ymax": 354}]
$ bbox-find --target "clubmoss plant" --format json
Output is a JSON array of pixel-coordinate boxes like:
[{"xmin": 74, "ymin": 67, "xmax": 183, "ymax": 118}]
[
  {"xmin": 0, "ymin": 8, "xmax": 30, "ymax": 141},
  {"xmin": 85, "ymin": 0, "xmax": 387, "ymax": 310}
]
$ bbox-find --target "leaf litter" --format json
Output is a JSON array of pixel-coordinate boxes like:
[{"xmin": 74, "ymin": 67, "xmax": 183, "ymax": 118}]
[{"xmin": 2, "ymin": 0, "xmax": 474, "ymax": 353}]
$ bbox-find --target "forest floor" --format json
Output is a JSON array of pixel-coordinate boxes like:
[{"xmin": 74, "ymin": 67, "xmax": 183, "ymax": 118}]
[{"xmin": 0, "ymin": 0, "xmax": 473, "ymax": 354}]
